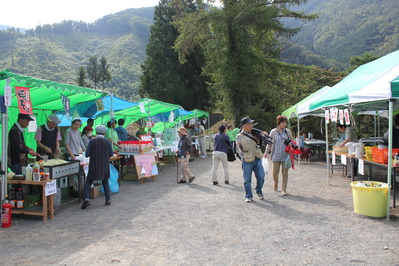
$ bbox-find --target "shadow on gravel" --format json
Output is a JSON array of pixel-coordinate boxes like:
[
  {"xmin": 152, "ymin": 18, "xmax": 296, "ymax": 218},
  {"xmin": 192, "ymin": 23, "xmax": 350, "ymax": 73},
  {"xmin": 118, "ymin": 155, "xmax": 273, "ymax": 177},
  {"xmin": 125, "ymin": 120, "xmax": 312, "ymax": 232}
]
[{"xmin": 284, "ymin": 194, "xmax": 346, "ymax": 208}]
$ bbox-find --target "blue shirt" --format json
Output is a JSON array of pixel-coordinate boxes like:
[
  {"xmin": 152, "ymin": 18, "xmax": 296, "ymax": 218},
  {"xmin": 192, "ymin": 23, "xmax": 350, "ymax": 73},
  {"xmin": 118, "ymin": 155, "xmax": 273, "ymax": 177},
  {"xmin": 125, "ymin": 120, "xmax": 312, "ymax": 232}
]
[
  {"xmin": 114, "ymin": 126, "xmax": 128, "ymax": 141},
  {"xmin": 213, "ymin": 133, "xmax": 231, "ymax": 154}
]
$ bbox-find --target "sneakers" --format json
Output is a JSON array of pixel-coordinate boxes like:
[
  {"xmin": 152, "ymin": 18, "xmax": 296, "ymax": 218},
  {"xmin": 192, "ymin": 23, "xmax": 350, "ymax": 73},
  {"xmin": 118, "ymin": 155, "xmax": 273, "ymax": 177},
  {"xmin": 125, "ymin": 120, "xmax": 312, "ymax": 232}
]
[
  {"xmin": 245, "ymin": 198, "xmax": 252, "ymax": 203},
  {"xmin": 177, "ymin": 180, "xmax": 187, "ymax": 184},
  {"xmin": 281, "ymin": 191, "xmax": 288, "ymax": 196},
  {"xmin": 257, "ymin": 192, "xmax": 264, "ymax": 200},
  {"xmin": 81, "ymin": 200, "xmax": 91, "ymax": 209},
  {"xmin": 105, "ymin": 200, "xmax": 111, "ymax": 206},
  {"xmin": 225, "ymin": 180, "xmax": 229, "ymax": 185},
  {"xmin": 213, "ymin": 181, "xmax": 219, "ymax": 185},
  {"xmin": 188, "ymin": 176, "xmax": 195, "ymax": 183}
]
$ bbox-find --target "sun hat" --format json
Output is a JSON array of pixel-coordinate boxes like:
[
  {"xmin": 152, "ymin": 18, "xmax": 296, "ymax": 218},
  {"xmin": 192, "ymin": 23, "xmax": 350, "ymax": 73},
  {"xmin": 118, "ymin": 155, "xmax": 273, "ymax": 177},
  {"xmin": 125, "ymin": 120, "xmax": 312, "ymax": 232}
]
[
  {"xmin": 47, "ymin": 114, "xmax": 61, "ymax": 125},
  {"xmin": 177, "ymin": 127, "xmax": 188, "ymax": 136},
  {"xmin": 240, "ymin": 116, "xmax": 255, "ymax": 126}
]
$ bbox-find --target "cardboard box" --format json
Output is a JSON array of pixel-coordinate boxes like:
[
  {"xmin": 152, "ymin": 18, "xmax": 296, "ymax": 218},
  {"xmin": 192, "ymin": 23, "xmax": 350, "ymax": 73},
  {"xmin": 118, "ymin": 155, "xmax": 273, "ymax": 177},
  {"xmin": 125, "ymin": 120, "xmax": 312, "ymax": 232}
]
[
  {"xmin": 90, "ymin": 185, "xmax": 102, "ymax": 199},
  {"xmin": 333, "ymin": 146, "xmax": 348, "ymax": 153}
]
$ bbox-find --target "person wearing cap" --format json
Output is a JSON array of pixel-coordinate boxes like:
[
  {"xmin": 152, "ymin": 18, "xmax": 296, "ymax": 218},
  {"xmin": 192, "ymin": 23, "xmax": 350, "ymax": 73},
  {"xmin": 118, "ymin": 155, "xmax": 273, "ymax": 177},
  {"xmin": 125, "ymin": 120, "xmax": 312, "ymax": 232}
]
[
  {"xmin": 82, "ymin": 118, "xmax": 94, "ymax": 134},
  {"xmin": 195, "ymin": 121, "xmax": 207, "ymax": 158},
  {"xmin": 81, "ymin": 125, "xmax": 114, "ymax": 209},
  {"xmin": 236, "ymin": 116, "xmax": 266, "ymax": 202},
  {"xmin": 8, "ymin": 113, "xmax": 40, "ymax": 174},
  {"xmin": 176, "ymin": 127, "xmax": 195, "ymax": 184},
  {"xmin": 34, "ymin": 114, "xmax": 62, "ymax": 159},
  {"xmin": 264, "ymin": 115, "xmax": 294, "ymax": 196},
  {"xmin": 65, "ymin": 118, "xmax": 86, "ymax": 160}
]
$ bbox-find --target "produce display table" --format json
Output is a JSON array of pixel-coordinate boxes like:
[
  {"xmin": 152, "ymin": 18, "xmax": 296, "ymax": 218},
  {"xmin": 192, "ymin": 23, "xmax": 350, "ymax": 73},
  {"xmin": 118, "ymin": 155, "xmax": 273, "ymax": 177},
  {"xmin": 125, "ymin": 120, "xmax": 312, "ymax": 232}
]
[
  {"xmin": 329, "ymin": 151, "xmax": 399, "ymax": 207},
  {"xmin": 7, "ymin": 180, "xmax": 54, "ymax": 222}
]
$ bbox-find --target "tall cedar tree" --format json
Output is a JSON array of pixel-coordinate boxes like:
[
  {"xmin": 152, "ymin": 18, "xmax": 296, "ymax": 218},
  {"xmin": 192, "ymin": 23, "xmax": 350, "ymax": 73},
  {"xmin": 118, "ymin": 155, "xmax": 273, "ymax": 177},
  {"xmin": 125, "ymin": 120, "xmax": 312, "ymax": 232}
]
[
  {"xmin": 139, "ymin": 0, "xmax": 211, "ymax": 111},
  {"xmin": 86, "ymin": 56, "xmax": 112, "ymax": 89},
  {"xmin": 173, "ymin": 0, "xmax": 317, "ymax": 127}
]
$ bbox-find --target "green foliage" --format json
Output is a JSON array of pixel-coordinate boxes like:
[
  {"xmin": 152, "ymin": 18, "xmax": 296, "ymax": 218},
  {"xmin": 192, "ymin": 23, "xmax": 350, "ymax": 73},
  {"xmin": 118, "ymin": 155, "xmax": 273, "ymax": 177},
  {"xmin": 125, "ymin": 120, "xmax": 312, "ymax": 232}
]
[
  {"xmin": 139, "ymin": 0, "xmax": 211, "ymax": 111},
  {"xmin": 174, "ymin": 0, "xmax": 317, "ymax": 127}
]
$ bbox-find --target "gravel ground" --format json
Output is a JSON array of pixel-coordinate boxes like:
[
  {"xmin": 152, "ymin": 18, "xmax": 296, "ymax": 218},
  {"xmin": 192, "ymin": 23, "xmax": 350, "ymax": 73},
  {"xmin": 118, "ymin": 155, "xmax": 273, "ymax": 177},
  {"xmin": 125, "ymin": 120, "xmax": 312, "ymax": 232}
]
[{"xmin": 1, "ymin": 155, "xmax": 399, "ymax": 265}]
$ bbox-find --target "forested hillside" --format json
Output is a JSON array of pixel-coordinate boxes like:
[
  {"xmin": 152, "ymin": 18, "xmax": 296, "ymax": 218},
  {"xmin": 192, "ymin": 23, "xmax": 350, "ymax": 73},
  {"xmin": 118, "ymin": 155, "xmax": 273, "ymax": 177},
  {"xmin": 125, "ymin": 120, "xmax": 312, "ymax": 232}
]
[
  {"xmin": 282, "ymin": 0, "xmax": 399, "ymax": 70},
  {"xmin": 0, "ymin": 0, "xmax": 398, "ymax": 102},
  {"xmin": 0, "ymin": 7, "xmax": 154, "ymax": 101}
]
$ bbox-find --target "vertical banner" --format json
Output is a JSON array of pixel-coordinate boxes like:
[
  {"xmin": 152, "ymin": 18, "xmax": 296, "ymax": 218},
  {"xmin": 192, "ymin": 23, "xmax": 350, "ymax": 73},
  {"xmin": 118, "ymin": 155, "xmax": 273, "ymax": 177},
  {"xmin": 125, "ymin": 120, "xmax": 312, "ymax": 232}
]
[
  {"xmin": 15, "ymin": 86, "xmax": 33, "ymax": 114},
  {"xmin": 139, "ymin": 102, "xmax": 146, "ymax": 113},
  {"xmin": 339, "ymin": 110, "xmax": 344, "ymax": 125},
  {"xmin": 61, "ymin": 94, "xmax": 70, "ymax": 120},
  {"xmin": 4, "ymin": 78, "xmax": 12, "ymax": 106},
  {"xmin": 95, "ymin": 99, "xmax": 104, "ymax": 111},
  {"xmin": 344, "ymin": 109, "xmax": 351, "ymax": 125},
  {"xmin": 325, "ymin": 110, "xmax": 330, "ymax": 124}
]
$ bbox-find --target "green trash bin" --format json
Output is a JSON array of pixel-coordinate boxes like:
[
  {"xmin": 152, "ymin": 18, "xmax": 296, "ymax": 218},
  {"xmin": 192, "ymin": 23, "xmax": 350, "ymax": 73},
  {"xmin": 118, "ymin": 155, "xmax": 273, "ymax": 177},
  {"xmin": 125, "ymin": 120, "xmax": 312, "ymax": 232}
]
[{"xmin": 350, "ymin": 181, "xmax": 389, "ymax": 217}]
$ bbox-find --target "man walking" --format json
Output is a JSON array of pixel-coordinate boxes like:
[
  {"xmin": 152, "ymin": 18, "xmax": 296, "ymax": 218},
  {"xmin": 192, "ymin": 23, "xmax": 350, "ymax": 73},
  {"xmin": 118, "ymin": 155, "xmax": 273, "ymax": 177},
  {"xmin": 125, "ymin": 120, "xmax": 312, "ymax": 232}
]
[
  {"xmin": 81, "ymin": 125, "xmax": 114, "ymax": 209},
  {"xmin": 236, "ymin": 117, "xmax": 266, "ymax": 203}
]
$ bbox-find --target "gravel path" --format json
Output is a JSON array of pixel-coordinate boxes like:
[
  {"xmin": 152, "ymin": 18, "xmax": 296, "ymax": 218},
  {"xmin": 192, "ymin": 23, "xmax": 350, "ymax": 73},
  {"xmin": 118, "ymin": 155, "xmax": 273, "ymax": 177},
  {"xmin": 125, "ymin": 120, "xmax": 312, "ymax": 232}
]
[{"xmin": 1, "ymin": 156, "xmax": 399, "ymax": 265}]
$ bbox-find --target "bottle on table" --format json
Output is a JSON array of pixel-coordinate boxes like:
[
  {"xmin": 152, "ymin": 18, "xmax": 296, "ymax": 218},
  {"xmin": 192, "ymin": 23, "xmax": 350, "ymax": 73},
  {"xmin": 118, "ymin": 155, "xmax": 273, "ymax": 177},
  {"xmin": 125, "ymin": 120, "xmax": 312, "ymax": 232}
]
[
  {"xmin": 9, "ymin": 187, "xmax": 17, "ymax": 208},
  {"xmin": 39, "ymin": 160, "xmax": 45, "ymax": 181},
  {"xmin": 16, "ymin": 188, "xmax": 24, "ymax": 209},
  {"xmin": 33, "ymin": 161, "xmax": 40, "ymax": 181},
  {"xmin": 25, "ymin": 164, "xmax": 33, "ymax": 181}
]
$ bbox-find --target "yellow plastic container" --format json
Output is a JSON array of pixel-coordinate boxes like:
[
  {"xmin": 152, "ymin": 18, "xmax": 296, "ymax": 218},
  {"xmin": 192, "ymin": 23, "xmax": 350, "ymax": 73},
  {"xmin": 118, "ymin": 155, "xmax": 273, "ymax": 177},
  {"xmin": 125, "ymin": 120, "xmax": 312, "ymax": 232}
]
[
  {"xmin": 350, "ymin": 181, "xmax": 389, "ymax": 217},
  {"xmin": 364, "ymin": 146, "xmax": 374, "ymax": 160}
]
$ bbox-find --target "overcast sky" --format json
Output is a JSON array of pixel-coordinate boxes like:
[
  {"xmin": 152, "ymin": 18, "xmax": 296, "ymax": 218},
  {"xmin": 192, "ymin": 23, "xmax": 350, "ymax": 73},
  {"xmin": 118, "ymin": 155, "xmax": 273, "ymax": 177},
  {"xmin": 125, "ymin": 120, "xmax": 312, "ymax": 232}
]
[{"xmin": 0, "ymin": 0, "xmax": 161, "ymax": 29}]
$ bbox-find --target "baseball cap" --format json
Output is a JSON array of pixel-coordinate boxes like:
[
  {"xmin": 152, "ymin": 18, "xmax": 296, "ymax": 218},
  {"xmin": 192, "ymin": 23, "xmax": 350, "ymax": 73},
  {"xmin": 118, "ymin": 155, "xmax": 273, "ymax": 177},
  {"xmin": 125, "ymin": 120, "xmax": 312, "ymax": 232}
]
[
  {"xmin": 96, "ymin": 125, "xmax": 107, "ymax": 134},
  {"xmin": 240, "ymin": 116, "xmax": 255, "ymax": 126},
  {"xmin": 18, "ymin": 113, "xmax": 34, "ymax": 121},
  {"xmin": 47, "ymin": 114, "xmax": 61, "ymax": 125}
]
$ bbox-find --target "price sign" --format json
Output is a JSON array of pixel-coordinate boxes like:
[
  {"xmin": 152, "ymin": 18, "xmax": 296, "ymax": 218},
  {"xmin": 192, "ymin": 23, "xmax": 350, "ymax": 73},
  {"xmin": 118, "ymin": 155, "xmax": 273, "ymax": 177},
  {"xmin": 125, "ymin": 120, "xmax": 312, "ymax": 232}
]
[
  {"xmin": 45, "ymin": 180, "xmax": 57, "ymax": 196},
  {"xmin": 341, "ymin": 155, "xmax": 347, "ymax": 165},
  {"xmin": 358, "ymin": 159, "xmax": 364, "ymax": 175}
]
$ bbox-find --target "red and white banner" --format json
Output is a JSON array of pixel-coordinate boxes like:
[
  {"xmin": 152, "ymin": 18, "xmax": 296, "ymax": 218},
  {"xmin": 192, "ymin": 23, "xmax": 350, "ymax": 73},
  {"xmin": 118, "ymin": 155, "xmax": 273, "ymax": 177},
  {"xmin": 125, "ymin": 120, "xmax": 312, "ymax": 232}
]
[{"xmin": 15, "ymin": 86, "xmax": 33, "ymax": 114}]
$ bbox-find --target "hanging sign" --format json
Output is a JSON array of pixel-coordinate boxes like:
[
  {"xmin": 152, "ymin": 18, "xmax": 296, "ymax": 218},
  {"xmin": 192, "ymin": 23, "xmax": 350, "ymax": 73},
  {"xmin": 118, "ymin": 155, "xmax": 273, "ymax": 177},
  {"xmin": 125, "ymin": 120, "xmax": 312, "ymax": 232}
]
[
  {"xmin": 325, "ymin": 110, "xmax": 330, "ymax": 124},
  {"xmin": 344, "ymin": 109, "xmax": 351, "ymax": 125},
  {"xmin": 358, "ymin": 159, "xmax": 364, "ymax": 175},
  {"xmin": 145, "ymin": 121, "xmax": 154, "ymax": 127},
  {"xmin": 15, "ymin": 86, "xmax": 33, "ymax": 114},
  {"xmin": 341, "ymin": 155, "xmax": 347, "ymax": 165},
  {"xmin": 139, "ymin": 102, "xmax": 146, "ymax": 113},
  {"xmin": 61, "ymin": 94, "xmax": 70, "ymax": 120},
  {"xmin": 169, "ymin": 111, "xmax": 175, "ymax": 122},
  {"xmin": 95, "ymin": 99, "xmax": 104, "ymax": 111},
  {"xmin": 45, "ymin": 180, "xmax": 57, "ymax": 196},
  {"xmin": 339, "ymin": 110, "xmax": 344, "ymax": 125},
  {"xmin": 330, "ymin": 107, "xmax": 338, "ymax": 123}
]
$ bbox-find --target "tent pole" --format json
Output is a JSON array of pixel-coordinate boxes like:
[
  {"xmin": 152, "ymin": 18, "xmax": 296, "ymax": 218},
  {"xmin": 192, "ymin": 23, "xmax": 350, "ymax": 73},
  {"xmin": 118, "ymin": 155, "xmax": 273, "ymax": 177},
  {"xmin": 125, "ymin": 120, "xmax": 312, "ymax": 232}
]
[
  {"xmin": 325, "ymin": 113, "xmax": 330, "ymax": 185},
  {"xmin": 374, "ymin": 112, "xmax": 377, "ymax": 146},
  {"xmin": 386, "ymin": 100, "xmax": 393, "ymax": 220},
  {"xmin": 297, "ymin": 116, "xmax": 301, "ymax": 168},
  {"xmin": 1, "ymin": 111, "xmax": 8, "ymax": 202}
]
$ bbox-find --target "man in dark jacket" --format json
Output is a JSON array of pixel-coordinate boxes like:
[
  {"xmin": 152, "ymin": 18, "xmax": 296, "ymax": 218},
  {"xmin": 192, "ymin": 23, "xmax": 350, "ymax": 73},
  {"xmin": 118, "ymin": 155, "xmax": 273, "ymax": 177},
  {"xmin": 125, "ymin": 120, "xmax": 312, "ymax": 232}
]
[
  {"xmin": 81, "ymin": 125, "xmax": 114, "ymax": 209},
  {"xmin": 177, "ymin": 127, "xmax": 195, "ymax": 184},
  {"xmin": 35, "ymin": 114, "xmax": 62, "ymax": 159},
  {"xmin": 8, "ymin": 113, "xmax": 39, "ymax": 174}
]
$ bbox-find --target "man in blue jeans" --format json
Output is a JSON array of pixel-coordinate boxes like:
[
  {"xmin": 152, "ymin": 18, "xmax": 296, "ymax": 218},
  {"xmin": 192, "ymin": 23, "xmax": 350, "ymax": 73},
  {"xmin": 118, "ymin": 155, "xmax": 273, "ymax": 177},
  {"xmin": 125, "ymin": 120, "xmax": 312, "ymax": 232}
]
[{"xmin": 236, "ymin": 117, "xmax": 266, "ymax": 203}]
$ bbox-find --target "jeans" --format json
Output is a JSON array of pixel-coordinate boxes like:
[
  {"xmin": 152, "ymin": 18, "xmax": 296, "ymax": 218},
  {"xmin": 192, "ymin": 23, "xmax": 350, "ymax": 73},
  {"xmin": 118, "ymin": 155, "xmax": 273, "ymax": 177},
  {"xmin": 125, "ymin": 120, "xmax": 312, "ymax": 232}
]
[
  {"xmin": 242, "ymin": 158, "xmax": 265, "ymax": 199},
  {"xmin": 84, "ymin": 179, "xmax": 111, "ymax": 201}
]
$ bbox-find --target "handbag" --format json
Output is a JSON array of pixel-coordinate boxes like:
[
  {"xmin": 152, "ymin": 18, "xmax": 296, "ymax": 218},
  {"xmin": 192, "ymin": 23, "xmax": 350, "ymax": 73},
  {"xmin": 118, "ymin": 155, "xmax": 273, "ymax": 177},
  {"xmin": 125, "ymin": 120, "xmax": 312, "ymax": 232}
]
[{"xmin": 224, "ymin": 141, "xmax": 236, "ymax": 162}]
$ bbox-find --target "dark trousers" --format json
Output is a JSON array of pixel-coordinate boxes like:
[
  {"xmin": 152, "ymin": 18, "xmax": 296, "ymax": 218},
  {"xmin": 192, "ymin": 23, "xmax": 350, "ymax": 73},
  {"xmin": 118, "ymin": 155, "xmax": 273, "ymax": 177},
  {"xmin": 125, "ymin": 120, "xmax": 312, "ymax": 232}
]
[{"xmin": 84, "ymin": 179, "xmax": 111, "ymax": 201}]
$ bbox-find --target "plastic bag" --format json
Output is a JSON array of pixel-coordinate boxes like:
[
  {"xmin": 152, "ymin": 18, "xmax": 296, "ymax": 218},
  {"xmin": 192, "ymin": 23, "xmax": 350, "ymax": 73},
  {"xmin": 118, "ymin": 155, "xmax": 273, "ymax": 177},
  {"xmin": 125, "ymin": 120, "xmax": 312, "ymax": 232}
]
[
  {"xmin": 101, "ymin": 164, "xmax": 120, "ymax": 193},
  {"xmin": 262, "ymin": 157, "xmax": 269, "ymax": 176},
  {"xmin": 284, "ymin": 155, "xmax": 292, "ymax": 169}
]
